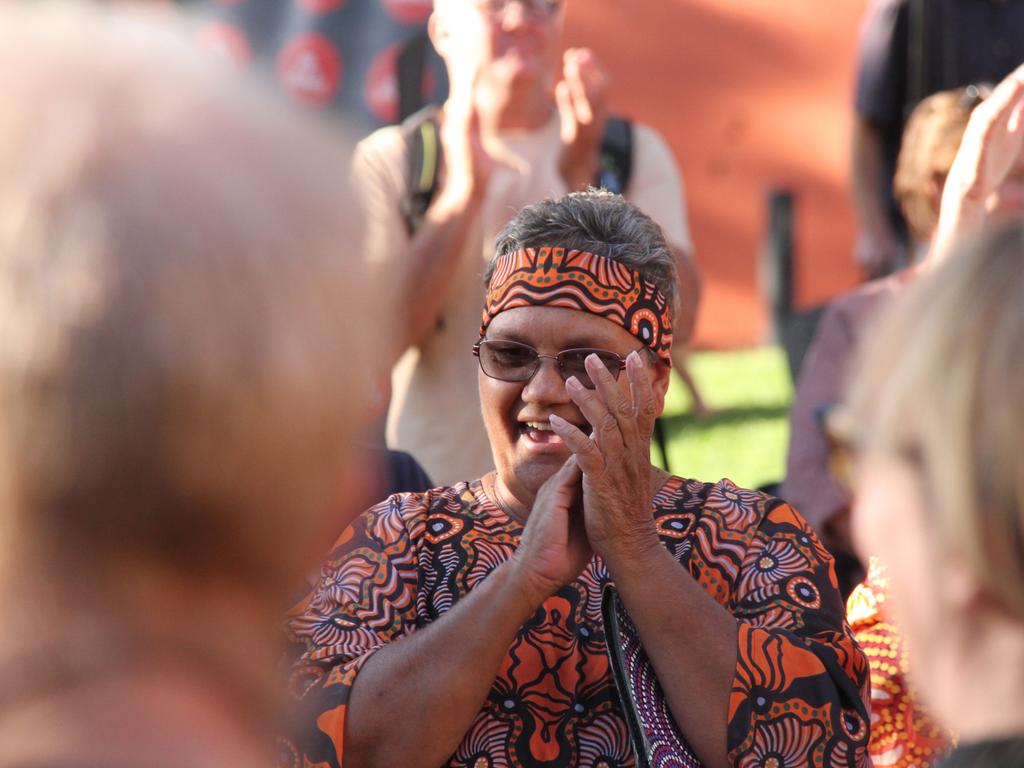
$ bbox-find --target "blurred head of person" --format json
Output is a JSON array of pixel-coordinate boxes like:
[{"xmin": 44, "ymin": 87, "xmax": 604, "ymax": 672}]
[
  {"xmin": 0, "ymin": 2, "xmax": 374, "ymax": 763},
  {"xmin": 894, "ymin": 85, "xmax": 990, "ymax": 246},
  {"xmin": 842, "ymin": 221, "xmax": 1024, "ymax": 740},
  {"xmin": 429, "ymin": 0, "xmax": 565, "ymax": 105}
]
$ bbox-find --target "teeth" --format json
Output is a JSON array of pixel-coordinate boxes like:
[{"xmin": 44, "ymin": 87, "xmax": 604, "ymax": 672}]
[{"xmin": 525, "ymin": 421, "xmax": 553, "ymax": 431}]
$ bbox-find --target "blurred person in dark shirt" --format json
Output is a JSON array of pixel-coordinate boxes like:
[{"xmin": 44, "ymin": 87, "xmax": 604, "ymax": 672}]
[
  {"xmin": 0, "ymin": 3, "xmax": 378, "ymax": 766},
  {"xmin": 851, "ymin": 0, "xmax": 1024, "ymax": 277}
]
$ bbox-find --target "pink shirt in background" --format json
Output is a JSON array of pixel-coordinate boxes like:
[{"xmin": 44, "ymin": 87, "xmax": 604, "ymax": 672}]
[{"xmin": 781, "ymin": 271, "xmax": 912, "ymax": 533}]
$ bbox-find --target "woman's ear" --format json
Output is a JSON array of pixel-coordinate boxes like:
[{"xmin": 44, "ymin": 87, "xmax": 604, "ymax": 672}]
[
  {"xmin": 942, "ymin": 547, "xmax": 986, "ymax": 614},
  {"xmin": 649, "ymin": 358, "xmax": 672, "ymax": 417}
]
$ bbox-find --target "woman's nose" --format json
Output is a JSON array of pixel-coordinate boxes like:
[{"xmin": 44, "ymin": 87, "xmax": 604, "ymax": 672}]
[{"xmin": 521, "ymin": 357, "xmax": 570, "ymax": 404}]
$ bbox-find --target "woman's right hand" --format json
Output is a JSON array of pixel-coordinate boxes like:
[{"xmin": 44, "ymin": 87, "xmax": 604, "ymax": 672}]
[{"xmin": 508, "ymin": 456, "xmax": 593, "ymax": 607}]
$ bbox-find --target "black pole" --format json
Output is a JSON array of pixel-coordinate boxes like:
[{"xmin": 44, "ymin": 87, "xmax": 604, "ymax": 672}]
[{"xmin": 765, "ymin": 188, "xmax": 795, "ymax": 339}]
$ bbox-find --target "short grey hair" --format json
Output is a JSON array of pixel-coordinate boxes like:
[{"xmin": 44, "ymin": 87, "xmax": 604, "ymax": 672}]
[{"xmin": 486, "ymin": 189, "xmax": 678, "ymax": 316}]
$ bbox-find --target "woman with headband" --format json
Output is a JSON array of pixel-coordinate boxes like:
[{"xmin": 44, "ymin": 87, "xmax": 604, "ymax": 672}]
[{"xmin": 285, "ymin": 190, "xmax": 870, "ymax": 768}]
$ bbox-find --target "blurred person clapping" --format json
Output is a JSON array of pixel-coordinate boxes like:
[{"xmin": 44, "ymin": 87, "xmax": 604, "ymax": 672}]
[{"xmin": 358, "ymin": 0, "xmax": 701, "ymax": 486}]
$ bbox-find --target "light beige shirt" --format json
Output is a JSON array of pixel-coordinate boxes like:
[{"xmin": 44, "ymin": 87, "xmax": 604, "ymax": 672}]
[{"xmin": 356, "ymin": 114, "xmax": 692, "ymax": 486}]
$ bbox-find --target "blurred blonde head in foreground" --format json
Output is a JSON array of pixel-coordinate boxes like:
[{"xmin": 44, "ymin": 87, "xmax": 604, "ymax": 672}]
[
  {"xmin": 845, "ymin": 221, "xmax": 1024, "ymax": 743},
  {"xmin": 0, "ymin": 2, "xmax": 373, "ymax": 765}
]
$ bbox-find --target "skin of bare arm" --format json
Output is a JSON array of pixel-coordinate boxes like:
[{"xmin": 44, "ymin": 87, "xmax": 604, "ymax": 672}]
[
  {"xmin": 549, "ymin": 352, "xmax": 737, "ymax": 768},
  {"xmin": 342, "ymin": 457, "xmax": 592, "ymax": 768},
  {"xmin": 395, "ymin": 187, "xmax": 485, "ymax": 355},
  {"xmin": 390, "ymin": 58, "xmax": 495, "ymax": 355},
  {"xmin": 556, "ymin": 48, "xmax": 608, "ymax": 192}
]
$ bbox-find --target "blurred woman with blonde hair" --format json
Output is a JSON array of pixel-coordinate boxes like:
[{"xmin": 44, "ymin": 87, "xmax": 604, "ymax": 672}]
[{"xmin": 836, "ymin": 64, "xmax": 1024, "ymax": 768}]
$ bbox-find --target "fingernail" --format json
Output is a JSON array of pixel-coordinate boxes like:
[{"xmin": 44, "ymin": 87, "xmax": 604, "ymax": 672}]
[
  {"xmin": 549, "ymin": 414, "xmax": 567, "ymax": 427},
  {"xmin": 565, "ymin": 376, "xmax": 582, "ymax": 391}
]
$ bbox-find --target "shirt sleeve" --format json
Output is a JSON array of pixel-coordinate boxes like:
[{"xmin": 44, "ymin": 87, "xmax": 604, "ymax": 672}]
[
  {"xmin": 779, "ymin": 301, "xmax": 855, "ymax": 533},
  {"xmin": 855, "ymin": 0, "xmax": 909, "ymax": 128},
  {"xmin": 627, "ymin": 123, "xmax": 695, "ymax": 255},
  {"xmin": 282, "ymin": 492, "xmax": 426, "ymax": 768},
  {"xmin": 692, "ymin": 484, "xmax": 871, "ymax": 766}
]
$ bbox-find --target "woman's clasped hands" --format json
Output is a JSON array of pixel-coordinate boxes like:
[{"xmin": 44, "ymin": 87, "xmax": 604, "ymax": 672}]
[
  {"xmin": 509, "ymin": 351, "xmax": 665, "ymax": 604},
  {"xmin": 550, "ymin": 350, "xmax": 665, "ymax": 569}
]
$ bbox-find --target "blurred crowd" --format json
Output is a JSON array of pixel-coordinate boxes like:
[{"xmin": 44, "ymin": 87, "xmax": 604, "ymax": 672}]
[{"xmin": 0, "ymin": 1, "xmax": 1021, "ymax": 767}]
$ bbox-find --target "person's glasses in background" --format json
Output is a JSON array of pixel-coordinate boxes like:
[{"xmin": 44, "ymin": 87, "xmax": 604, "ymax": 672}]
[{"xmin": 470, "ymin": 0, "xmax": 563, "ymax": 20}]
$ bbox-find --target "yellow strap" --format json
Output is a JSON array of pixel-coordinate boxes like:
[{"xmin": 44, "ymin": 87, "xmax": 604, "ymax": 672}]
[{"xmin": 418, "ymin": 119, "xmax": 438, "ymax": 194}]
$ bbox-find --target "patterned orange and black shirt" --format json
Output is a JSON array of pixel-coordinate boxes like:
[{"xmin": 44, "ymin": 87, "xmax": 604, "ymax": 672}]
[{"xmin": 282, "ymin": 477, "xmax": 871, "ymax": 767}]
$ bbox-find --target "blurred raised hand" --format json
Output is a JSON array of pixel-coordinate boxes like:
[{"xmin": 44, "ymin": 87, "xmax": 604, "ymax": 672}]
[
  {"xmin": 556, "ymin": 48, "xmax": 609, "ymax": 192},
  {"xmin": 935, "ymin": 63, "xmax": 1024, "ymax": 257}
]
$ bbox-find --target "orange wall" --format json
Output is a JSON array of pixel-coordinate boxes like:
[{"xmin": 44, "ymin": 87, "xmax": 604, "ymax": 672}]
[{"xmin": 565, "ymin": 0, "xmax": 870, "ymax": 347}]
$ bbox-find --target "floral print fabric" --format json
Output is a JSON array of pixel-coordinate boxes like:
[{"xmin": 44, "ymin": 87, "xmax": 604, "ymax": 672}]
[
  {"xmin": 846, "ymin": 559, "xmax": 954, "ymax": 767},
  {"xmin": 282, "ymin": 476, "xmax": 870, "ymax": 767}
]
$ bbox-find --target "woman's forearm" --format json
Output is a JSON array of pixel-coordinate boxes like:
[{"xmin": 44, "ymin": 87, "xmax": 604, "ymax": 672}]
[
  {"xmin": 343, "ymin": 560, "xmax": 540, "ymax": 768},
  {"xmin": 605, "ymin": 540, "xmax": 737, "ymax": 768}
]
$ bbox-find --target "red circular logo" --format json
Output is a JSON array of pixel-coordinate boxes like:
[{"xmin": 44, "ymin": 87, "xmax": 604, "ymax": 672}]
[
  {"xmin": 196, "ymin": 23, "xmax": 251, "ymax": 69},
  {"xmin": 365, "ymin": 42, "xmax": 437, "ymax": 124},
  {"xmin": 277, "ymin": 35, "xmax": 343, "ymax": 106},
  {"xmin": 380, "ymin": 0, "xmax": 432, "ymax": 25},
  {"xmin": 297, "ymin": 0, "xmax": 348, "ymax": 13}
]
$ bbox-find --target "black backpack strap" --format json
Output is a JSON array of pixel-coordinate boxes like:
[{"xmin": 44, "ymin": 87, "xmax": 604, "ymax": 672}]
[
  {"xmin": 595, "ymin": 116, "xmax": 634, "ymax": 195},
  {"xmin": 400, "ymin": 104, "xmax": 443, "ymax": 236},
  {"xmin": 403, "ymin": 111, "xmax": 634, "ymax": 234},
  {"xmin": 396, "ymin": 31, "xmax": 431, "ymax": 123}
]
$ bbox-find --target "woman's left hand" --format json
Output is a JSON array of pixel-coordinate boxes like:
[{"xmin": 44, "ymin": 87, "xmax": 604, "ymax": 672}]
[{"xmin": 549, "ymin": 350, "xmax": 662, "ymax": 567}]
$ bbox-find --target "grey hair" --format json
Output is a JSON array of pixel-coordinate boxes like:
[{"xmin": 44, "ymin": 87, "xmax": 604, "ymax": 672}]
[{"xmin": 487, "ymin": 189, "xmax": 677, "ymax": 311}]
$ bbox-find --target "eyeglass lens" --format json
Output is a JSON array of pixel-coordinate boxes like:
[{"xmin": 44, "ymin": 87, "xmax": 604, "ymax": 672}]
[
  {"xmin": 476, "ymin": 340, "xmax": 621, "ymax": 388},
  {"xmin": 480, "ymin": 0, "xmax": 561, "ymax": 17}
]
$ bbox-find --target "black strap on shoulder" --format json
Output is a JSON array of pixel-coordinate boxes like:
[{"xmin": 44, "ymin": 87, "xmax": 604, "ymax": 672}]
[
  {"xmin": 400, "ymin": 104, "xmax": 443, "ymax": 236},
  {"xmin": 396, "ymin": 32, "xmax": 431, "ymax": 124},
  {"xmin": 595, "ymin": 116, "xmax": 634, "ymax": 195},
  {"xmin": 401, "ymin": 111, "xmax": 635, "ymax": 235}
]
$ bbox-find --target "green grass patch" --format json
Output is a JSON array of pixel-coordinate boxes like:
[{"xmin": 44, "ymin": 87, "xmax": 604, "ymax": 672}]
[{"xmin": 652, "ymin": 346, "xmax": 793, "ymax": 491}]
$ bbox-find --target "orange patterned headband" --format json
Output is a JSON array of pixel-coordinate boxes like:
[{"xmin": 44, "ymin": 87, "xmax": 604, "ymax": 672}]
[{"xmin": 481, "ymin": 247, "xmax": 673, "ymax": 364}]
